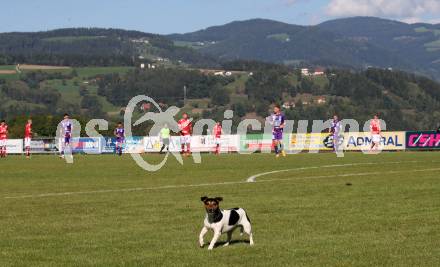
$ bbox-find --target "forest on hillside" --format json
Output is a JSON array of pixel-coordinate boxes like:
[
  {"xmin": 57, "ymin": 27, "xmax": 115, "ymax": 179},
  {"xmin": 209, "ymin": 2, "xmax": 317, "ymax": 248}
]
[
  {"xmin": 0, "ymin": 28, "xmax": 218, "ymax": 67},
  {"xmin": 97, "ymin": 65, "xmax": 440, "ymax": 131},
  {"xmin": 1, "ymin": 61, "xmax": 440, "ymax": 137}
]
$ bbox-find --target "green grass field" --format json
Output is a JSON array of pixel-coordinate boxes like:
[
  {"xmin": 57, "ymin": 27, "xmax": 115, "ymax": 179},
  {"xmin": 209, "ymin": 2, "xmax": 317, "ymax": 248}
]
[
  {"xmin": 425, "ymin": 39, "xmax": 440, "ymax": 52},
  {"xmin": 0, "ymin": 65, "xmax": 19, "ymax": 80},
  {"xmin": 0, "ymin": 65, "xmax": 16, "ymax": 70},
  {"xmin": 0, "ymin": 64, "xmax": 135, "ymax": 117},
  {"xmin": 0, "ymin": 152, "xmax": 439, "ymax": 266},
  {"xmin": 73, "ymin": 66, "xmax": 133, "ymax": 78},
  {"xmin": 0, "ymin": 65, "xmax": 133, "ymax": 79},
  {"xmin": 267, "ymin": 33, "xmax": 291, "ymax": 42},
  {"xmin": 41, "ymin": 79, "xmax": 116, "ymax": 111},
  {"xmin": 415, "ymin": 27, "xmax": 440, "ymax": 36}
]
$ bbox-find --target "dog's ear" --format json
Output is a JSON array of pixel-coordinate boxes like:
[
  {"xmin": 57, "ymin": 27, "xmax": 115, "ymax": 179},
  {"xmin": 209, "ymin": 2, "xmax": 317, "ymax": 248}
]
[
  {"xmin": 201, "ymin": 196, "xmax": 208, "ymax": 202},
  {"xmin": 215, "ymin": 197, "xmax": 223, "ymax": 202}
]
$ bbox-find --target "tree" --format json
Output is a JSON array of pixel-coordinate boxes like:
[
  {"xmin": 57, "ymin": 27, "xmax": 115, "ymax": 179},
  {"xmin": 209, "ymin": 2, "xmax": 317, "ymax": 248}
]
[
  {"xmin": 299, "ymin": 79, "xmax": 313, "ymax": 93},
  {"xmin": 233, "ymin": 103, "xmax": 247, "ymax": 117},
  {"xmin": 245, "ymin": 70, "xmax": 287, "ymax": 103},
  {"xmin": 79, "ymin": 85, "xmax": 88, "ymax": 96},
  {"xmin": 210, "ymin": 85, "xmax": 230, "ymax": 106},
  {"xmin": 81, "ymin": 95, "xmax": 103, "ymax": 116}
]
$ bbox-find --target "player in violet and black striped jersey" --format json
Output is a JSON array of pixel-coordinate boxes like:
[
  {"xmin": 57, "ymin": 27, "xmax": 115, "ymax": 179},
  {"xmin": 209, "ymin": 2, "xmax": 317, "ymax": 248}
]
[{"xmin": 114, "ymin": 122, "xmax": 125, "ymax": 156}]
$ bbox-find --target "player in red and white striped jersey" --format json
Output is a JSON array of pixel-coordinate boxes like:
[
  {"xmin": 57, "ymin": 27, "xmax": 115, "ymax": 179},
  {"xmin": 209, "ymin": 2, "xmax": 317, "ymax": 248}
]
[
  {"xmin": 370, "ymin": 114, "xmax": 382, "ymax": 151},
  {"xmin": 178, "ymin": 113, "xmax": 192, "ymax": 156},
  {"xmin": 212, "ymin": 122, "xmax": 222, "ymax": 155},
  {"xmin": 24, "ymin": 119, "xmax": 32, "ymax": 159},
  {"xmin": 0, "ymin": 120, "xmax": 8, "ymax": 158}
]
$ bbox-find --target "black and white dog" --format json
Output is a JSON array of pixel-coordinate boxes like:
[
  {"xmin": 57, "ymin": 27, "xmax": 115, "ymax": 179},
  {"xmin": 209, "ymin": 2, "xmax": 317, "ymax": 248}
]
[{"xmin": 199, "ymin": 196, "xmax": 254, "ymax": 250}]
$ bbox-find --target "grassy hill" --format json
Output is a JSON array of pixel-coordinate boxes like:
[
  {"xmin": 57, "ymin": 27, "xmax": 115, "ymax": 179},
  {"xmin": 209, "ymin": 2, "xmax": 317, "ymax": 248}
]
[{"xmin": 0, "ymin": 66, "xmax": 134, "ymax": 121}]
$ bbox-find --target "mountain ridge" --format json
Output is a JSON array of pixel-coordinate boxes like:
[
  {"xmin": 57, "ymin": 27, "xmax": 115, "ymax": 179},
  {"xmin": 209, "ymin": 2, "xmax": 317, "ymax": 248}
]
[
  {"xmin": 1, "ymin": 17, "xmax": 440, "ymax": 79},
  {"xmin": 169, "ymin": 17, "xmax": 440, "ymax": 80}
]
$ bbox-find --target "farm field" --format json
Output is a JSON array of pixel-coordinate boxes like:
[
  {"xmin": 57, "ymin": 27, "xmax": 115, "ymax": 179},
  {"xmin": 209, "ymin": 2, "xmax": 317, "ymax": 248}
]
[
  {"xmin": 0, "ymin": 65, "xmax": 133, "ymax": 78},
  {"xmin": 73, "ymin": 66, "xmax": 133, "ymax": 78},
  {"xmin": 0, "ymin": 65, "xmax": 19, "ymax": 79},
  {"xmin": 18, "ymin": 64, "xmax": 71, "ymax": 70},
  {"xmin": 0, "ymin": 152, "xmax": 439, "ymax": 266}
]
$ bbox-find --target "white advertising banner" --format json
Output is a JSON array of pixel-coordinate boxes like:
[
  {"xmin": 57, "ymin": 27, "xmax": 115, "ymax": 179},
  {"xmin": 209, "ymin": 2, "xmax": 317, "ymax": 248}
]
[
  {"xmin": 143, "ymin": 136, "xmax": 162, "ymax": 152},
  {"xmin": 143, "ymin": 135, "xmax": 240, "ymax": 153},
  {"xmin": 124, "ymin": 137, "xmax": 145, "ymax": 154},
  {"xmin": 190, "ymin": 135, "xmax": 239, "ymax": 153},
  {"xmin": 6, "ymin": 139, "xmax": 23, "ymax": 154}
]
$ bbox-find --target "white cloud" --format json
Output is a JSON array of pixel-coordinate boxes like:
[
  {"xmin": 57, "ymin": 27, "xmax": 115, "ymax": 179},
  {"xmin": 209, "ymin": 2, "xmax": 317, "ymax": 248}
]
[{"xmin": 326, "ymin": 0, "xmax": 440, "ymax": 22}]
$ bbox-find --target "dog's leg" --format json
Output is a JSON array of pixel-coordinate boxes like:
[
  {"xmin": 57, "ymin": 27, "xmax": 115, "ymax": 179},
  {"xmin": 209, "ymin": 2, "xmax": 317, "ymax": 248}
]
[
  {"xmin": 242, "ymin": 221, "xmax": 254, "ymax": 246},
  {"xmin": 199, "ymin": 226, "xmax": 208, "ymax": 248},
  {"xmin": 208, "ymin": 230, "xmax": 221, "ymax": 250},
  {"xmin": 223, "ymin": 231, "xmax": 232, "ymax": 247}
]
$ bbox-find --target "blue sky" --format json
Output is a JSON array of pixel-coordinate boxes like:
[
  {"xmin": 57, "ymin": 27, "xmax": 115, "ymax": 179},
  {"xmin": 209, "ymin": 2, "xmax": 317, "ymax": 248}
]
[{"xmin": 1, "ymin": 0, "xmax": 439, "ymax": 34}]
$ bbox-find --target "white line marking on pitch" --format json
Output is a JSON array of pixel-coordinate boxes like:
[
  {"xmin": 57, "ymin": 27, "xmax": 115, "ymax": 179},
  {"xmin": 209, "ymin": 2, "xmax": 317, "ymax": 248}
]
[
  {"xmin": 258, "ymin": 168, "xmax": 440, "ymax": 183},
  {"xmin": 3, "ymin": 161, "xmax": 437, "ymax": 200},
  {"xmin": 245, "ymin": 161, "xmax": 419, "ymax": 182}
]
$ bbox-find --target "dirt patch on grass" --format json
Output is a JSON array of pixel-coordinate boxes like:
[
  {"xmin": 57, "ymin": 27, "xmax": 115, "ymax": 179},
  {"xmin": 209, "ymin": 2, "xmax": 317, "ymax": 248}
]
[
  {"xmin": 0, "ymin": 70, "xmax": 16, "ymax": 74},
  {"xmin": 18, "ymin": 64, "xmax": 71, "ymax": 70}
]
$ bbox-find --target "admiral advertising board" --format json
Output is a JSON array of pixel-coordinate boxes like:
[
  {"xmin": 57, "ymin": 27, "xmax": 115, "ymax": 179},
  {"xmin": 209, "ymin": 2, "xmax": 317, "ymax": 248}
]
[
  {"xmin": 343, "ymin": 132, "xmax": 405, "ymax": 151},
  {"xmin": 288, "ymin": 132, "xmax": 406, "ymax": 152}
]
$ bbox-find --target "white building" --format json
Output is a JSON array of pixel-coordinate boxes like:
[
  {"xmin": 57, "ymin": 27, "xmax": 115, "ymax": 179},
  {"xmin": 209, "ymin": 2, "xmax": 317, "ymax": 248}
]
[
  {"xmin": 313, "ymin": 68, "xmax": 325, "ymax": 76},
  {"xmin": 316, "ymin": 97, "xmax": 326, "ymax": 104},
  {"xmin": 301, "ymin": 68, "xmax": 310, "ymax": 76}
]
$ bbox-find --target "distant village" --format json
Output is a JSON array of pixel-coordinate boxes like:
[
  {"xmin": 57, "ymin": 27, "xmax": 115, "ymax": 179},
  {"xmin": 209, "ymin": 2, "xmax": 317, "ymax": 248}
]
[{"xmin": 300, "ymin": 68, "xmax": 325, "ymax": 76}]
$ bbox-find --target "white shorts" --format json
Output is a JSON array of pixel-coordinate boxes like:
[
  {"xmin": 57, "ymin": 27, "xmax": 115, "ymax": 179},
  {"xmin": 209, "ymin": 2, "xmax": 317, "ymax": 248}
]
[
  {"xmin": 372, "ymin": 134, "xmax": 381, "ymax": 143},
  {"xmin": 215, "ymin": 137, "xmax": 221, "ymax": 145},
  {"xmin": 24, "ymin": 137, "xmax": 31, "ymax": 147},
  {"xmin": 0, "ymin": 139, "xmax": 6, "ymax": 147},
  {"xmin": 180, "ymin": 135, "xmax": 191, "ymax": 144}
]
